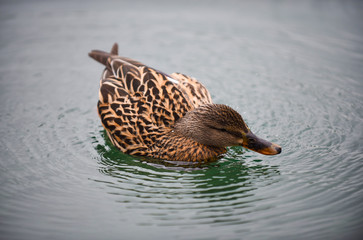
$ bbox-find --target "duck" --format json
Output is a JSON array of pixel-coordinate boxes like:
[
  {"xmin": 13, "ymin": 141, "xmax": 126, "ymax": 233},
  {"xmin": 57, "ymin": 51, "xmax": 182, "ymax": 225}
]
[{"xmin": 89, "ymin": 43, "xmax": 281, "ymax": 162}]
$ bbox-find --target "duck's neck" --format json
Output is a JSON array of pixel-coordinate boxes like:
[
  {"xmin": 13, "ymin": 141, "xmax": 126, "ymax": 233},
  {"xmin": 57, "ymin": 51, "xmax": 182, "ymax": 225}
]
[{"xmin": 173, "ymin": 109, "xmax": 215, "ymax": 146}]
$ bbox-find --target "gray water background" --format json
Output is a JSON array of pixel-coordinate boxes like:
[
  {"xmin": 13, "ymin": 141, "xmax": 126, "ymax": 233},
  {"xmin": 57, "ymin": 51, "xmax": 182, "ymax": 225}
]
[{"xmin": 0, "ymin": 0, "xmax": 362, "ymax": 239}]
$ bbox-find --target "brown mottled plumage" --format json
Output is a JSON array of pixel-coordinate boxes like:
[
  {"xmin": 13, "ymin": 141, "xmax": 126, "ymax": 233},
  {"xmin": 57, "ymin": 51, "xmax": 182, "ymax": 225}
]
[{"xmin": 89, "ymin": 43, "xmax": 281, "ymax": 162}]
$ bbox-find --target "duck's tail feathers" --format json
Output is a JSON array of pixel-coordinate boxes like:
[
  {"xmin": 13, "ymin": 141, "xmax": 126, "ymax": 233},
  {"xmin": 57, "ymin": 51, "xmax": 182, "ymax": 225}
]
[
  {"xmin": 110, "ymin": 43, "xmax": 118, "ymax": 55},
  {"xmin": 89, "ymin": 43, "xmax": 118, "ymax": 66}
]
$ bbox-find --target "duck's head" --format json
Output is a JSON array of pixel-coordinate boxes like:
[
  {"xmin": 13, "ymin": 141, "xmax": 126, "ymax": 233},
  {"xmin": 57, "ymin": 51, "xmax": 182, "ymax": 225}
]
[{"xmin": 174, "ymin": 104, "xmax": 281, "ymax": 155}]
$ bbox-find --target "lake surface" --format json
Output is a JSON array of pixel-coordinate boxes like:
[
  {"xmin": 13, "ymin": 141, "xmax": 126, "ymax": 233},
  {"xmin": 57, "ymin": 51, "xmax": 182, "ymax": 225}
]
[{"xmin": 0, "ymin": 0, "xmax": 362, "ymax": 239}]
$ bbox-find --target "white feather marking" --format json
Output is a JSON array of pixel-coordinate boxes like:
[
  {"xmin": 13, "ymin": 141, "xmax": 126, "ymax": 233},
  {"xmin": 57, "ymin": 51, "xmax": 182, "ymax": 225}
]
[{"xmin": 167, "ymin": 76, "xmax": 179, "ymax": 84}]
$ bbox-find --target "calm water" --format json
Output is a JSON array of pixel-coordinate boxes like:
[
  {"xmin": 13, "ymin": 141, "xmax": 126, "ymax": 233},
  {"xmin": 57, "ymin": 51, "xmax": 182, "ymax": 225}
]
[{"xmin": 1, "ymin": 0, "xmax": 362, "ymax": 239}]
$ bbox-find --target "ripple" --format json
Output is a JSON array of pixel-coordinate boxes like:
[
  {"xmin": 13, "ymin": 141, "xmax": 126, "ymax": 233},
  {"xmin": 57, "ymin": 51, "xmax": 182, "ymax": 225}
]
[{"xmin": 90, "ymin": 129, "xmax": 282, "ymax": 228}]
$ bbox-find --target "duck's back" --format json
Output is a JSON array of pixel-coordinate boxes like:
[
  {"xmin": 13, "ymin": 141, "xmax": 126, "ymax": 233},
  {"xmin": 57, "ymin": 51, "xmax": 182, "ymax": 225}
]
[{"xmin": 89, "ymin": 43, "xmax": 213, "ymax": 157}]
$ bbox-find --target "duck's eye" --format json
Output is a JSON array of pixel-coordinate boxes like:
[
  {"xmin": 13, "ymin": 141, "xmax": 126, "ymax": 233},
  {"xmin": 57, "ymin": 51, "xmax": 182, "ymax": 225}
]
[
  {"xmin": 248, "ymin": 138, "xmax": 256, "ymax": 143},
  {"xmin": 208, "ymin": 125, "xmax": 228, "ymax": 132}
]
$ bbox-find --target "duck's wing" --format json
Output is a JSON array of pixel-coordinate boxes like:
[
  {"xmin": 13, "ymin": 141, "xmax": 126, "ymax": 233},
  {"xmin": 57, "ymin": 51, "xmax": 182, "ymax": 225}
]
[
  {"xmin": 89, "ymin": 43, "xmax": 196, "ymax": 155},
  {"xmin": 89, "ymin": 43, "xmax": 212, "ymax": 108},
  {"xmin": 169, "ymin": 72, "xmax": 213, "ymax": 108}
]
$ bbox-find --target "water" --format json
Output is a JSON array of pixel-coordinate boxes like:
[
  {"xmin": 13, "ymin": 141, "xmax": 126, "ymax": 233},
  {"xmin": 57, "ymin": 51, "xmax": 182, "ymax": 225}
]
[{"xmin": 0, "ymin": 0, "xmax": 362, "ymax": 239}]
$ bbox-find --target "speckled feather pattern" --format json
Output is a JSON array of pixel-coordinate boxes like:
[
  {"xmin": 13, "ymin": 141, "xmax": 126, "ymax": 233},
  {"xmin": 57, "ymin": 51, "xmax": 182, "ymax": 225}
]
[{"xmin": 90, "ymin": 44, "xmax": 227, "ymax": 161}]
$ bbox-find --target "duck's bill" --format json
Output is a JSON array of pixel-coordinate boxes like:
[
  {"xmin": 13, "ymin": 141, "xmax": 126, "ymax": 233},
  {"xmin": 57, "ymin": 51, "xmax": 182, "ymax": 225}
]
[{"xmin": 243, "ymin": 133, "xmax": 282, "ymax": 155}]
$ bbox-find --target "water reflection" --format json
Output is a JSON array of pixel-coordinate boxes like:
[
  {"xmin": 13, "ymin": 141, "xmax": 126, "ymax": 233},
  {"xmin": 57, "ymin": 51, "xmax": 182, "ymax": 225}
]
[{"xmin": 93, "ymin": 130, "xmax": 280, "ymax": 226}]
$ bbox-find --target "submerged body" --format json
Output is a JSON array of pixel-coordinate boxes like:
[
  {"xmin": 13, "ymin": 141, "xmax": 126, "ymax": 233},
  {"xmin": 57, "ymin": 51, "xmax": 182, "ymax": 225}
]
[{"xmin": 89, "ymin": 43, "xmax": 281, "ymax": 161}]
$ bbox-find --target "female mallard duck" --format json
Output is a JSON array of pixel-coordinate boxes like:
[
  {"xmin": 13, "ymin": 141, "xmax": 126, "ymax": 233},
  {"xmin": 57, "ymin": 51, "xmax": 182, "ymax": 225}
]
[{"xmin": 89, "ymin": 43, "xmax": 281, "ymax": 162}]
